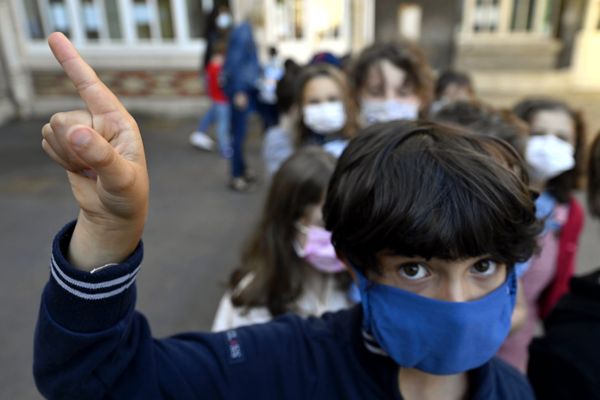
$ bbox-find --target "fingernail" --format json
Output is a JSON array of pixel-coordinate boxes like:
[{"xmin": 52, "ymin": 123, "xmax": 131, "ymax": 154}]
[{"xmin": 71, "ymin": 129, "xmax": 91, "ymax": 148}]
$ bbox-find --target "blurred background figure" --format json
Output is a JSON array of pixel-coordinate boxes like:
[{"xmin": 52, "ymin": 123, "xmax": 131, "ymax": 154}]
[
  {"xmin": 257, "ymin": 46, "xmax": 284, "ymax": 132},
  {"xmin": 527, "ymin": 132, "xmax": 600, "ymax": 399},
  {"xmin": 189, "ymin": 39, "xmax": 232, "ymax": 157},
  {"xmin": 309, "ymin": 51, "xmax": 343, "ymax": 69},
  {"xmin": 432, "ymin": 100, "xmax": 528, "ymax": 156},
  {"xmin": 262, "ymin": 59, "xmax": 301, "ymax": 177},
  {"xmin": 294, "ymin": 63, "xmax": 358, "ymax": 157},
  {"xmin": 212, "ymin": 147, "xmax": 355, "ymax": 331},
  {"xmin": 430, "ymin": 70, "xmax": 475, "ymax": 115},
  {"xmin": 222, "ymin": 7, "xmax": 264, "ymax": 192},
  {"xmin": 350, "ymin": 41, "xmax": 433, "ymax": 126},
  {"xmin": 202, "ymin": 4, "xmax": 233, "ymax": 71},
  {"xmin": 496, "ymin": 98, "xmax": 587, "ymax": 373},
  {"xmin": 189, "ymin": 5, "xmax": 233, "ymax": 154}
]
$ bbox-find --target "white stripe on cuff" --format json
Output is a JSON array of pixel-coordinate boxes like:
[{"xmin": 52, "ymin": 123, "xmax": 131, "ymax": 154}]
[
  {"xmin": 50, "ymin": 260, "xmax": 138, "ymax": 300},
  {"xmin": 51, "ymin": 254, "xmax": 140, "ymax": 290}
]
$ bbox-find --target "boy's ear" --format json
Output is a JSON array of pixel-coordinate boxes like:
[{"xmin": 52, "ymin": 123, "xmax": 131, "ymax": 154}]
[{"xmin": 335, "ymin": 249, "xmax": 358, "ymax": 282}]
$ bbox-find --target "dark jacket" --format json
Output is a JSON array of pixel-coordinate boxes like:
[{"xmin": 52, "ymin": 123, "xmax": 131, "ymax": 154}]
[
  {"xmin": 222, "ymin": 21, "xmax": 260, "ymax": 97},
  {"xmin": 528, "ymin": 268, "xmax": 600, "ymax": 399},
  {"xmin": 34, "ymin": 222, "xmax": 535, "ymax": 399}
]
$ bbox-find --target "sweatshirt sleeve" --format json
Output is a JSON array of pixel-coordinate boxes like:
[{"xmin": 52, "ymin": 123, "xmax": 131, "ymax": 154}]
[{"xmin": 33, "ymin": 221, "xmax": 317, "ymax": 400}]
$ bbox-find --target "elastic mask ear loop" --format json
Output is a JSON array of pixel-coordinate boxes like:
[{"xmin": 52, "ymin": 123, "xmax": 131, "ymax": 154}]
[{"xmin": 350, "ymin": 264, "xmax": 374, "ymax": 330}]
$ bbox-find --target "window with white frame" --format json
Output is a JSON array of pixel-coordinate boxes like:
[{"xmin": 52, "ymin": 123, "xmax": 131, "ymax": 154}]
[
  {"xmin": 18, "ymin": 0, "xmax": 213, "ymax": 44},
  {"xmin": 466, "ymin": 0, "xmax": 552, "ymax": 35},
  {"xmin": 271, "ymin": 0, "xmax": 348, "ymax": 41},
  {"xmin": 473, "ymin": 0, "xmax": 500, "ymax": 32}
]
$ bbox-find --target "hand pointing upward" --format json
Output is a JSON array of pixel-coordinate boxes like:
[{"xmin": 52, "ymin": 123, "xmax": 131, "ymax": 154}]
[{"xmin": 42, "ymin": 32, "xmax": 149, "ymax": 271}]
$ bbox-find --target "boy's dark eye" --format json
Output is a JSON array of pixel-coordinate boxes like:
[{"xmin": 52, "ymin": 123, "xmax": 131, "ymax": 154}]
[
  {"xmin": 470, "ymin": 259, "xmax": 498, "ymax": 276},
  {"xmin": 398, "ymin": 263, "xmax": 429, "ymax": 280}
]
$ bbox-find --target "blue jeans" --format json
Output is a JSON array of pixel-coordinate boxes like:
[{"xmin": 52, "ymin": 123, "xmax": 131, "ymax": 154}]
[
  {"xmin": 230, "ymin": 90, "xmax": 257, "ymax": 178},
  {"xmin": 197, "ymin": 101, "xmax": 231, "ymax": 154}
]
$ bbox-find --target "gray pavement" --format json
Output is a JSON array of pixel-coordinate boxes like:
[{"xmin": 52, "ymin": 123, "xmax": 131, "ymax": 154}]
[{"xmin": 1, "ymin": 110, "xmax": 599, "ymax": 399}]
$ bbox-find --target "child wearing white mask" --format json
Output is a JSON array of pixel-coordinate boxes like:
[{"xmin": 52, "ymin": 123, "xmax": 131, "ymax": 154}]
[
  {"xmin": 496, "ymin": 98, "xmax": 587, "ymax": 372},
  {"xmin": 212, "ymin": 147, "xmax": 355, "ymax": 331},
  {"xmin": 295, "ymin": 64, "xmax": 358, "ymax": 157},
  {"xmin": 351, "ymin": 41, "xmax": 434, "ymax": 126}
]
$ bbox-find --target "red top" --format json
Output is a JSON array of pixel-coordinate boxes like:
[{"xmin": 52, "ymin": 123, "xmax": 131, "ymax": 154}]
[
  {"xmin": 205, "ymin": 61, "xmax": 228, "ymax": 103},
  {"xmin": 537, "ymin": 197, "xmax": 585, "ymax": 319}
]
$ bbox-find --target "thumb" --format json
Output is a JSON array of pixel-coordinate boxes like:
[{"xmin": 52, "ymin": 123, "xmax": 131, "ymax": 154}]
[{"xmin": 67, "ymin": 126, "xmax": 135, "ymax": 191}]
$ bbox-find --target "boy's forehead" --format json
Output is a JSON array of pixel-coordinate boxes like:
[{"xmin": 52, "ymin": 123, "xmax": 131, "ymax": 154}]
[{"xmin": 376, "ymin": 249, "xmax": 490, "ymax": 262}]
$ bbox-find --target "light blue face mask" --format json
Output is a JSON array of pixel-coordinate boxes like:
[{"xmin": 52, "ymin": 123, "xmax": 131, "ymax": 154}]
[{"xmin": 355, "ymin": 267, "xmax": 517, "ymax": 375}]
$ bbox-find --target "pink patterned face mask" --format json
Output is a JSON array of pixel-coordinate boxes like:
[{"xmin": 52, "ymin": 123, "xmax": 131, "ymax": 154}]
[{"xmin": 295, "ymin": 224, "xmax": 347, "ymax": 274}]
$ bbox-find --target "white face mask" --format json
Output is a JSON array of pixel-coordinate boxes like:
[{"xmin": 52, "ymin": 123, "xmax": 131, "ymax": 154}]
[
  {"xmin": 303, "ymin": 101, "xmax": 346, "ymax": 135},
  {"xmin": 216, "ymin": 13, "xmax": 232, "ymax": 29},
  {"xmin": 526, "ymin": 135, "xmax": 575, "ymax": 182},
  {"xmin": 361, "ymin": 99, "xmax": 419, "ymax": 125}
]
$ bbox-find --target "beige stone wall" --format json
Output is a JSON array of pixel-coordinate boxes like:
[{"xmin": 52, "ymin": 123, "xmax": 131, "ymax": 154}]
[
  {"xmin": 33, "ymin": 70, "xmax": 205, "ymax": 97},
  {"xmin": 455, "ymin": 38, "xmax": 563, "ymax": 71}
]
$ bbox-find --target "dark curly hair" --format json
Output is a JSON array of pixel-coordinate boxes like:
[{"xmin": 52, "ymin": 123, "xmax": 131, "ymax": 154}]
[{"xmin": 323, "ymin": 121, "xmax": 541, "ymax": 275}]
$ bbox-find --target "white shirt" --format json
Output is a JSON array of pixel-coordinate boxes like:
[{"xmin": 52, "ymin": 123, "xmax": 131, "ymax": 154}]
[{"xmin": 211, "ymin": 272, "xmax": 354, "ymax": 332}]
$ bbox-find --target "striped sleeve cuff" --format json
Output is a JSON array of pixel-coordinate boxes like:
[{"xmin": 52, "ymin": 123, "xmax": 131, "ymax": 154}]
[{"xmin": 43, "ymin": 220, "xmax": 143, "ymax": 333}]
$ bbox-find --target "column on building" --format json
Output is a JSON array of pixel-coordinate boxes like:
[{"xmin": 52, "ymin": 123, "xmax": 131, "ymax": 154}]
[{"xmin": 572, "ymin": 0, "xmax": 600, "ymax": 89}]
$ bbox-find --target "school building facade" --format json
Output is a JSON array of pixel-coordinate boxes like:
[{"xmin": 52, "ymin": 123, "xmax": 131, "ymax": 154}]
[{"xmin": 0, "ymin": 0, "xmax": 599, "ymax": 124}]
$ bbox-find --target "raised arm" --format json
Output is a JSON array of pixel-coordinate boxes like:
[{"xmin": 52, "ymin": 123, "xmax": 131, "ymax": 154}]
[
  {"xmin": 35, "ymin": 34, "xmax": 320, "ymax": 400},
  {"xmin": 42, "ymin": 32, "xmax": 148, "ymax": 271}
]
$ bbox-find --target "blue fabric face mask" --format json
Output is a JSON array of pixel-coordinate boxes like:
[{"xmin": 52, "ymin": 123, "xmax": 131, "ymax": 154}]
[{"xmin": 355, "ymin": 268, "xmax": 517, "ymax": 375}]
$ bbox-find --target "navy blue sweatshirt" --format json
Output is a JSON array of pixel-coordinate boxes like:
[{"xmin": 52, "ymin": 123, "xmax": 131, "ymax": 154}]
[{"xmin": 34, "ymin": 222, "xmax": 535, "ymax": 399}]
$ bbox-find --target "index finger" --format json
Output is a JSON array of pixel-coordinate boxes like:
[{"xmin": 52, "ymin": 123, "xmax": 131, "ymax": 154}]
[{"xmin": 48, "ymin": 32, "xmax": 125, "ymax": 116}]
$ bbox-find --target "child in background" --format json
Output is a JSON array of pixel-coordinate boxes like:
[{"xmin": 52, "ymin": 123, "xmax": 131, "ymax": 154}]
[
  {"xmin": 430, "ymin": 70, "xmax": 475, "ymax": 115},
  {"xmin": 309, "ymin": 51, "xmax": 343, "ymax": 69},
  {"xmin": 496, "ymin": 98, "xmax": 587, "ymax": 372},
  {"xmin": 212, "ymin": 147, "xmax": 354, "ymax": 331},
  {"xmin": 262, "ymin": 59, "xmax": 301, "ymax": 176},
  {"xmin": 432, "ymin": 100, "xmax": 528, "ymax": 156},
  {"xmin": 294, "ymin": 63, "xmax": 359, "ymax": 157},
  {"xmin": 189, "ymin": 40, "xmax": 232, "ymax": 158},
  {"xmin": 257, "ymin": 46, "xmax": 284, "ymax": 131},
  {"xmin": 350, "ymin": 41, "xmax": 434, "ymax": 125},
  {"xmin": 528, "ymin": 132, "xmax": 600, "ymax": 399}
]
